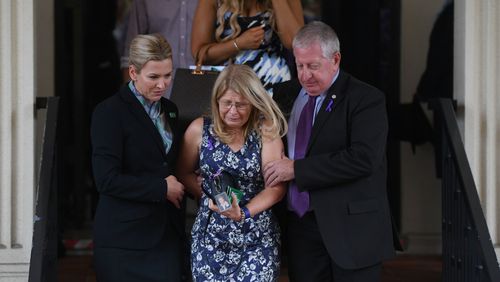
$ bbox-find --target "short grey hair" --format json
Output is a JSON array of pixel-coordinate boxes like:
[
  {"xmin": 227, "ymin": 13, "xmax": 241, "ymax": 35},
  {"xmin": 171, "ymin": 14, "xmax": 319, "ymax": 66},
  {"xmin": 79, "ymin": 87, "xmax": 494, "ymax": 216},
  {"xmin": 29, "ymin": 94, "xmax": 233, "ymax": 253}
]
[
  {"xmin": 292, "ymin": 21, "xmax": 340, "ymax": 59},
  {"xmin": 128, "ymin": 34, "xmax": 172, "ymax": 73}
]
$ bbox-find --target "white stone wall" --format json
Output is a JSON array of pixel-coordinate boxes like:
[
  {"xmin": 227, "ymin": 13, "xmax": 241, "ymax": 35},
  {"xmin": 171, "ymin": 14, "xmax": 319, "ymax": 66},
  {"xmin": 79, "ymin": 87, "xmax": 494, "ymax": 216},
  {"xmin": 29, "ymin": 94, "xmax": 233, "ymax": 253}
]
[
  {"xmin": 0, "ymin": 0, "xmax": 35, "ymax": 279},
  {"xmin": 401, "ymin": 0, "xmax": 500, "ymax": 259},
  {"xmin": 455, "ymin": 0, "xmax": 500, "ymax": 257}
]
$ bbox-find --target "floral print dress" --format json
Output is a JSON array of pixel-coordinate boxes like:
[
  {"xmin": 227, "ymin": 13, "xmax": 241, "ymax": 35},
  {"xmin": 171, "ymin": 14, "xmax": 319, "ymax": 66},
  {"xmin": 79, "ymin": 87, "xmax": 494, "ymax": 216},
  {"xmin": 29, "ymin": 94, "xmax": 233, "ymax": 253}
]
[{"xmin": 191, "ymin": 117, "xmax": 281, "ymax": 281}]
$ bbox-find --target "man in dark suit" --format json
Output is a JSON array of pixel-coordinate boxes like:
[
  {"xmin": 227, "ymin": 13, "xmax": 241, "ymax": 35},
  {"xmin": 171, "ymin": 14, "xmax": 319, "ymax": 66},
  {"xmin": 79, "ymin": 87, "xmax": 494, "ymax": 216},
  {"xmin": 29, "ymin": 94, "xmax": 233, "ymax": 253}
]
[{"xmin": 264, "ymin": 21, "xmax": 396, "ymax": 281}]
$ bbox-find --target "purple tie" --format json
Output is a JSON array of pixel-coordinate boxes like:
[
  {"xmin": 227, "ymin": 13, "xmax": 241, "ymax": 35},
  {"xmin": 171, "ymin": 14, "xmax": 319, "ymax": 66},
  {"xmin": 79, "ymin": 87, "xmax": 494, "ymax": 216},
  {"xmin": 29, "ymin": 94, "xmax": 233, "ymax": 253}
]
[{"xmin": 289, "ymin": 95, "xmax": 317, "ymax": 217}]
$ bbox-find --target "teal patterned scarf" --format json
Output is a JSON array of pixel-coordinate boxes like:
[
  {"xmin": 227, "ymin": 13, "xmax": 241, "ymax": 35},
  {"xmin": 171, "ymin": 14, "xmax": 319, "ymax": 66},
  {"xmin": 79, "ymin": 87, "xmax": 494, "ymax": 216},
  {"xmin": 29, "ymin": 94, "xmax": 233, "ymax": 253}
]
[{"xmin": 129, "ymin": 81, "xmax": 173, "ymax": 154}]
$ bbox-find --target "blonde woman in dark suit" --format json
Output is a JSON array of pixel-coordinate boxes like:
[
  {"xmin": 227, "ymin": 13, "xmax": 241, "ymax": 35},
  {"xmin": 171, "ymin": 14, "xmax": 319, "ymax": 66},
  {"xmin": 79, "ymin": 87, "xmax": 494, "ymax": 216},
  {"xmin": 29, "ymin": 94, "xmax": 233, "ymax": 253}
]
[{"xmin": 91, "ymin": 34, "xmax": 185, "ymax": 282}]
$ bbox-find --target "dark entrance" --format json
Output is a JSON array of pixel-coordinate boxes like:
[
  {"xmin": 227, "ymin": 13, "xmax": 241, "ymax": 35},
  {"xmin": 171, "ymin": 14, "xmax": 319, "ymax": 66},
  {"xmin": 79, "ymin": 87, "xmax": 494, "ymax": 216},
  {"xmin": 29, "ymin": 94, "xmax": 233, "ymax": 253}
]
[{"xmin": 54, "ymin": 0, "xmax": 402, "ymax": 253}]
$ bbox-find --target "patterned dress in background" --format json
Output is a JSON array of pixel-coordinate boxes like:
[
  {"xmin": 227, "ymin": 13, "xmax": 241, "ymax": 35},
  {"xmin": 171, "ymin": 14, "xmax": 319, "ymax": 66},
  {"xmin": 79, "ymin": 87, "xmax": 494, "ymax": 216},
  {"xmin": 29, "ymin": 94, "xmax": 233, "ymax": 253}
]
[
  {"xmin": 219, "ymin": 10, "xmax": 292, "ymax": 95},
  {"xmin": 191, "ymin": 117, "xmax": 281, "ymax": 282}
]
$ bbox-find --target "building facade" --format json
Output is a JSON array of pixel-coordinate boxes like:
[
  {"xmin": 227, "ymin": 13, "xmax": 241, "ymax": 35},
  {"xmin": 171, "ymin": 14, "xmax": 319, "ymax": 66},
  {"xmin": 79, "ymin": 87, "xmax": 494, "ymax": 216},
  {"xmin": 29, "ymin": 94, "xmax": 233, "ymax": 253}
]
[{"xmin": 0, "ymin": 0, "xmax": 499, "ymax": 279}]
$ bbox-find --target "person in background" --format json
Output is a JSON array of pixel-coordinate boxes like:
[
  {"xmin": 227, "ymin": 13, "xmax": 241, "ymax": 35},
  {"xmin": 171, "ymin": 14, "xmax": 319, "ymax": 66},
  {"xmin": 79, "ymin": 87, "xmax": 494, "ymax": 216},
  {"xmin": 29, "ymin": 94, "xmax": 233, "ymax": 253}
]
[
  {"xmin": 416, "ymin": 0, "xmax": 453, "ymax": 102},
  {"xmin": 176, "ymin": 64, "xmax": 288, "ymax": 281},
  {"xmin": 191, "ymin": 0, "xmax": 304, "ymax": 95},
  {"xmin": 121, "ymin": 0, "xmax": 198, "ymax": 86},
  {"xmin": 113, "ymin": 0, "xmax": 133, "ymax": 60},
  {"xmin": 264, "ymin": 21, "xmax": 397, "ymax": 281},
  {"xmin": 91, "ymin": 34, "xmax": 185, "ymax": 282}
]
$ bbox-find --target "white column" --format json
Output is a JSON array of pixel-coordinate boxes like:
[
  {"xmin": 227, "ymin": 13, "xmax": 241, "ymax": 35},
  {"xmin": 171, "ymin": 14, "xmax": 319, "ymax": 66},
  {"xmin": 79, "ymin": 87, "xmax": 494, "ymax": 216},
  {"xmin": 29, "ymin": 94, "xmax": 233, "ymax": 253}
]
[
  {"xmin": 0, "ymin": 0, "xmax": 35, "ymax": 280},
  {"xmin": 455, "ymin": 0, "xmax": 500, "ymax": 257}
]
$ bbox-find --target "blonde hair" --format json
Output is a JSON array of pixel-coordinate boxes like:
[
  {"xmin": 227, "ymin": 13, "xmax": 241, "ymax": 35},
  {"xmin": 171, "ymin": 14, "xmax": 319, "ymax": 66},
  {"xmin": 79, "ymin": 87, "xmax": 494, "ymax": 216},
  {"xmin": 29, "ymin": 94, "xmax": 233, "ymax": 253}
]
[
  {"xmin": 128, "ymin": 34, "xmax": 172, "ymax": 73},
  {"xmin": 215, "ymin": 0, "xmax": 276, "ymax": 43},
  {"xmin": 211, "ymin": 64, "xmax": 287, "ymax": 143}
]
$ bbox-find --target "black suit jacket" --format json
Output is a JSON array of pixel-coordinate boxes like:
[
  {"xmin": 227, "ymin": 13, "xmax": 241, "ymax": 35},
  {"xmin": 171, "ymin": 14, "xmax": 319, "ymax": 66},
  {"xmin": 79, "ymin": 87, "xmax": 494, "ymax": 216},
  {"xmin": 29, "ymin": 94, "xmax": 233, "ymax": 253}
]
[
  {"xmin": 273, "ymin": 71, "xmax": 396, "ymax": 269},
  {"xmin": 91, "ymin": 84, "xmax": 182, "ymax": 250}
]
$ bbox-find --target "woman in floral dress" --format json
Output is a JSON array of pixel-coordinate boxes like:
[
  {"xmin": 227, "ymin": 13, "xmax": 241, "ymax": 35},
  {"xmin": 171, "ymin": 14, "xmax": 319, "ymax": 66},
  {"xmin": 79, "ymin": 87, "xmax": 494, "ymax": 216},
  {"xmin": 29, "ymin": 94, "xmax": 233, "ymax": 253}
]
[{"xmin": 177, "ymin": 64, "xmax": 287, "ymax": 281}]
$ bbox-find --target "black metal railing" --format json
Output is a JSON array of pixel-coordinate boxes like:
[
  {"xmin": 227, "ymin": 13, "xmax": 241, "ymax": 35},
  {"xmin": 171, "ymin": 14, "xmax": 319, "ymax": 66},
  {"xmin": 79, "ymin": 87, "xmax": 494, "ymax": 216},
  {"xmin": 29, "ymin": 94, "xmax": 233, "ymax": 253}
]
[
  {"xmin": 29, "ymin": 97, "xmax": 60, "ymax": 282},
  {"xmin": 432, "ymin": 98, "xmax": 500, "ymax": 282}
]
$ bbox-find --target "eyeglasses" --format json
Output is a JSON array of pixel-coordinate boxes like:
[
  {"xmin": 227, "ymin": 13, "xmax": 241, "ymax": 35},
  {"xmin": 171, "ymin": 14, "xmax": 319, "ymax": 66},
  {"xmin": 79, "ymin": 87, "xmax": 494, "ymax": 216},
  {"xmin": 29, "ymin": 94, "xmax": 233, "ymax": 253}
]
[{"xmin": 218, "ymin": 100, "xmax": 251, "ymax": 111}]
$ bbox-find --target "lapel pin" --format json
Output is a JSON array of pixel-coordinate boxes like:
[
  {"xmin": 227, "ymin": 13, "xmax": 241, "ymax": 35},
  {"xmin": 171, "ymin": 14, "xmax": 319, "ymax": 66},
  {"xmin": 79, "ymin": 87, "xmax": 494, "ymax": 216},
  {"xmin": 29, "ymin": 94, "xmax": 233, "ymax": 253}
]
[
  {"xmin": 326, "ymin": 94, "xmax": 336, "ymax": 112},
  {"xmin": 169, "ymin": 112, "xmax": 176, "ymax": 118}
]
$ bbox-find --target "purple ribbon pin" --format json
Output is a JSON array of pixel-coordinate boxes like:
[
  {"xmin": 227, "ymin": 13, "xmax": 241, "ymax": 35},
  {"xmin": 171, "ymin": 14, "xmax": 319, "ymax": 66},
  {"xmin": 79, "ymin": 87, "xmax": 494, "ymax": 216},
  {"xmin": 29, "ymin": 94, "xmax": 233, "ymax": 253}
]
[
  {"xmin": 326, "ymin": 94, "xmax": 336, "ymax": 112},
  {"xmin": 207, "ymin": 138, "xmax": 214, "ymax": 150}
]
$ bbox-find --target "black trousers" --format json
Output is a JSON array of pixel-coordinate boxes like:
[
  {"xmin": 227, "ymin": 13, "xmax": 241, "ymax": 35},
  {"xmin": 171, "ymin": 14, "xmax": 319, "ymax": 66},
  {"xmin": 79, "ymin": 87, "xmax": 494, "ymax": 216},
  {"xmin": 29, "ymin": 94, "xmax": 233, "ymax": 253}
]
[
  {"xmin": 286, "ymin": 211, "xmax": 382, "ymax": 282},
  {"xmin": 94, "ymin": 230, "xmax": 182, "ymax": 282}
]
